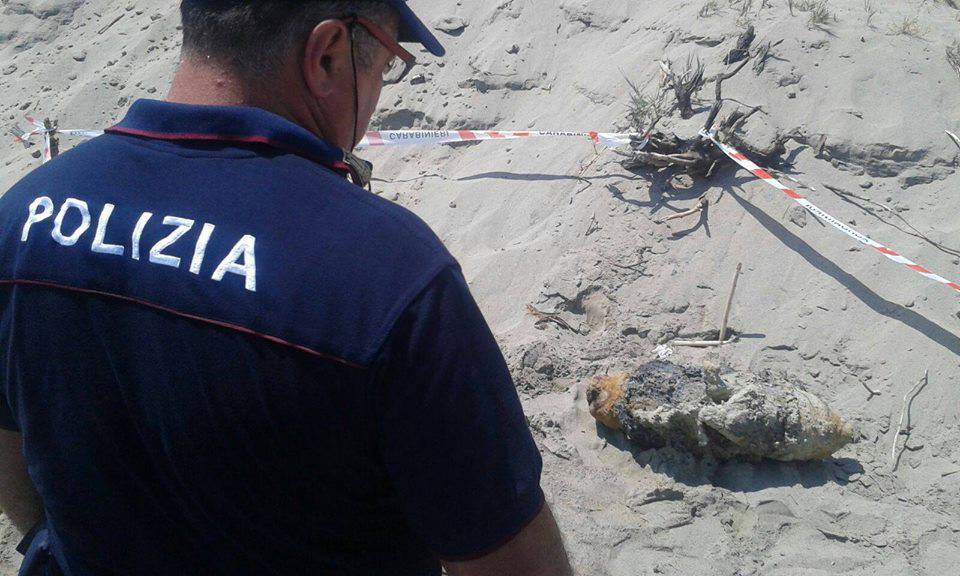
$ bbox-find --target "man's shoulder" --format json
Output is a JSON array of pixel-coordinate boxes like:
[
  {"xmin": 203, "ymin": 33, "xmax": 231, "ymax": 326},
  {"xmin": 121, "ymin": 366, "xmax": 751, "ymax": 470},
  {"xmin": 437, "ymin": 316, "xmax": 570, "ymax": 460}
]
[
  {"xmin": 251, "ymin": 145, "xmax": 453, "ymax": 272},
  {"xmin": 0, "ymin": 134, "xmax": 459, "ymax": 367},
  {"xmin": 7, "ymin": 132, "xmax": 450, "ymax": 263}
]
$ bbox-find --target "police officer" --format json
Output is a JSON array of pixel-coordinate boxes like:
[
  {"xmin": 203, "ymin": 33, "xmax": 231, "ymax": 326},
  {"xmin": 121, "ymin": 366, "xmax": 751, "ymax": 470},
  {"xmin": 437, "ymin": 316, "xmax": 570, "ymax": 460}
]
[{"xmin": 0, "ymin": 1, "xmax": 573, "ymax": 575}]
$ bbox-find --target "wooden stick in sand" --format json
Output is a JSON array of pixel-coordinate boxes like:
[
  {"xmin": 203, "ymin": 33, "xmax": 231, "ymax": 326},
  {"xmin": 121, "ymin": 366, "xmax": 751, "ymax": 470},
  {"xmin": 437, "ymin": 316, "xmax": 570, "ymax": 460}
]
[
  {"xmin": 43, "ymin": 118, "xmax": 60, "ymax": 160},
  {"xmin": 718, "ymin": 262, "xmax": 742, "ymax": 344},
  {"xmin": 672, "ymin": 338, "xmax": 738, "ymax": 348},
  {"xmin": 655, "ymin": 193, "xmax": 708, "ymax": 224},
  {"xmin": 673, "ymin": 263, "xmax": 742, "ymax": 348},
  {"xmin": 890, "ymin": 370, "xmax": 930, "ymax": 472},
  {"xmin": 98, "ymin": 13, "xmax": 125, "ymax": 35}
]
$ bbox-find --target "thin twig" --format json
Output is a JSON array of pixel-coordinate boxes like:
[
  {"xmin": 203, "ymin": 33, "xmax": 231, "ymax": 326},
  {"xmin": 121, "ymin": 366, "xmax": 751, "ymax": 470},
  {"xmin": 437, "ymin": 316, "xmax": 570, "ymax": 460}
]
[
  {"xmin": 942, "ymin": 469, "xmax": 960, "ymax": 478},
  {"xmin": 660, "ymin": 57, "xmax": 705, "ymax": 120},
  {"xmin": 671, "ymin": 266, "xmax": 743, "ymax": 349},
  {"xmin": 673, "ymin": 337, "xmax": 739, "ymax": 348},
  {"xmin": 599, "ymin": 253, "xmax": 649, "ymax": 275},
  {"xmin": 526, "ymin": 304, "xmax": 581, "ymax": 334},
  {"xmin": 576, "ymin": 149, "xmax": 604, "ymax": 180},
  {"xmin": 97, "ymin": 13, "xmax": 124, "ymax": 35},
  {"xmin": 860, "ymin": 379, "xmax": 881, "ymax": 399},
  {"xmin": 656, "ymin": 193, "xmax": 708, "ymax": 224},
  {"xmin": 780, "ymin": 170, "xmax": 960, "ymax": 257},
  {"xmin": 891, "ymin": 370, "xmax": 930, "ymax": 472},
  {"xmin": 703, "ymin": 55, "xmax": 754, "ymax": 134},
  {"xmin": 721, "ymin": 97, "xmax": 768, "ymax": 112},
  {"xmin": 718, "ymin": 263, "xmax": 743, "ymax": 345}
]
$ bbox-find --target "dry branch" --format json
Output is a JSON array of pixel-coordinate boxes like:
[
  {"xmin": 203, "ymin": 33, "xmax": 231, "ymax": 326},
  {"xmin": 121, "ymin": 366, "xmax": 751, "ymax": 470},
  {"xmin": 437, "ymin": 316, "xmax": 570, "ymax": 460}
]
[
  {"xmin": 526, "ymin": 304, "xmax": 581, "ymax": 334},
  {"xmin": 656, "ymin": 193, "xmax": 708, "ymax": 224},
  {"xmin": 660, "ymin": 57, "xmax": 705, "ymax": 120},
  {"xmin": 622, "ymin": 37, "xmax": 795, "ymax": 185},
  {"xmin": 890, "ymin": 370, "xmax": 930, "ymax": 472},
  {"xmin": 718, "ymin": 263, "xmax": 742, "ymax": 345},
  {"xmin": 98, "ymin": 13, "xmax": 124, "ymax": 35},
  {"xmin": 860, "ymin": 379, "xmax": 881, "ymax": 399},
  {"xmin": 703, "ymin": 55, "xmax": 755, "ymax": 134},
  {"xmin": 672, "ymin": 337, "xmax": 738, "ymax": 348},
  {"xmin": 671, "ymin": 263, "xmax": 742, "ymax": 348}
]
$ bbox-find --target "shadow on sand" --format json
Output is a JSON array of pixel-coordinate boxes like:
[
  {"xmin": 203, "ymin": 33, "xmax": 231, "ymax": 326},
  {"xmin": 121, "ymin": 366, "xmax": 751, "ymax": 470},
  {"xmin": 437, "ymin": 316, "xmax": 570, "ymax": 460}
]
[
  {"xmin": 728, "ymin": 187, "xmax": 960, "ymax": 358},
  {"xmin": 597, "ymin": 423, "xmax": 862, "ymax": 492}
]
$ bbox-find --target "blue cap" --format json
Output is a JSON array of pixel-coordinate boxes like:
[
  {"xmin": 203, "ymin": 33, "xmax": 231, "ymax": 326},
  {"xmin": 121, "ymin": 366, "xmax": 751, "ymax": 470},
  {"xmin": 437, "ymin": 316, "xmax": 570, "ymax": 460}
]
[{"xmin": 385, "ymin": 0, "xmax": 445, "ymax": 57}]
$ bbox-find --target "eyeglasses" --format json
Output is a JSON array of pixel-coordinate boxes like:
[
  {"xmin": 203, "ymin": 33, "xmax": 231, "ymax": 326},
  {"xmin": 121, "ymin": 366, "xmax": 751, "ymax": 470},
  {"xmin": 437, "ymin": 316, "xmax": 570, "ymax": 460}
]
[{"xmin": 343, "ymin": 15, "xmax": 416, "ymax": 85}]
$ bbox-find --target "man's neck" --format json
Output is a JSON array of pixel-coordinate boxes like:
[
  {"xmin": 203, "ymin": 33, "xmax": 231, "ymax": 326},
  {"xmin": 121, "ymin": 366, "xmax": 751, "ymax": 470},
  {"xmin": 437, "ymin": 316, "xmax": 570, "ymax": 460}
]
[
  {"xmin": 166, "ymin": 56, "xmax": 253, "ymax": 108},
  {"xmin": 165, "ymin": 55, "xmax": 328, "ymax": 142}
]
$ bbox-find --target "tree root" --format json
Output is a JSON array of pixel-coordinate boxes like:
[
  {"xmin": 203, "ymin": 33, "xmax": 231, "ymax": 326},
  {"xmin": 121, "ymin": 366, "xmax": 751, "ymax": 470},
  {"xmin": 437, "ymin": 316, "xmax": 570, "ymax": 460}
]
[{"xmin": 622, "ymin": 34, "xmax": 795, "ymax": 179}]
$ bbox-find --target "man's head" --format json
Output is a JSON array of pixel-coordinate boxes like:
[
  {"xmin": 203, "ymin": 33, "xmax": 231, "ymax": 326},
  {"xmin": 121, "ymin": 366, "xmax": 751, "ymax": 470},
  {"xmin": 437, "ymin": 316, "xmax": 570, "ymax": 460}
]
[{"xmin": 176, "ymin": 1, "xmax": 442, "ymax": 150}]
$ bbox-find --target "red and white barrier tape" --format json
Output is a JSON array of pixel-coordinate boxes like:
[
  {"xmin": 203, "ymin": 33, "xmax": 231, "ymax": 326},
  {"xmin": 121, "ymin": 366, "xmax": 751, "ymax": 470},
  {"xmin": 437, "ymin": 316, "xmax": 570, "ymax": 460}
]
[
  {"xmin": 15, "ymin": 116, "xmax": 104, "ymax": 164},
  {"xmin": 357, "ymin": 129, "xmax": 643, "ymax": 149},
  {"xmin": 704, "ymin": 130, "xmax": 960, "ymax": 294},
  {"xmin": 12, "ymin": 116, "xmax": 643, "ymax": 163},
  {"xmin": 13, "ymin": 116, "xmax": 957, "ymax": 293}
]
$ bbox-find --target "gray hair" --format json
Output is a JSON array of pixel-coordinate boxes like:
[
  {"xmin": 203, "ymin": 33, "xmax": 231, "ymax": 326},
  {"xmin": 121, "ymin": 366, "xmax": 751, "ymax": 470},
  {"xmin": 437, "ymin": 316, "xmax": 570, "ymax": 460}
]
[{"xmin": 180, "ymin": 1, "xmax": 395, "ymax": 79}]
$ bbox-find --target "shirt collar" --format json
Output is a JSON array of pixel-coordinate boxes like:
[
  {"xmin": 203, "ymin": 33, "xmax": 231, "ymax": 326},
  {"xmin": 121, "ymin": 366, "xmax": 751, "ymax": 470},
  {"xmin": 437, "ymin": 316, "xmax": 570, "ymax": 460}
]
[{"xmin": 106, "ymin": 99, "xmax": 357, "ymax": 180}]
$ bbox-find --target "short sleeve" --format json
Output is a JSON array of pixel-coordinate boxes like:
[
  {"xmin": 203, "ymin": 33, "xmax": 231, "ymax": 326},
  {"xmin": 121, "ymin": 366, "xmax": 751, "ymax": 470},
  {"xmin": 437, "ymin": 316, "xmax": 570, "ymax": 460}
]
[{"xmin": 374, "ymin": 265, "xmax": 544, "ymax": 560}]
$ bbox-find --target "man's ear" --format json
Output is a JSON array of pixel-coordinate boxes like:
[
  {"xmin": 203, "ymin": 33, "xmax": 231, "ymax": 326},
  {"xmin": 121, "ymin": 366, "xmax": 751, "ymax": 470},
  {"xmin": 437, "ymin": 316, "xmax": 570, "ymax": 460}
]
[{"xmin": 302, "ymin": 19, "xmax": 352, "ymax": 99}]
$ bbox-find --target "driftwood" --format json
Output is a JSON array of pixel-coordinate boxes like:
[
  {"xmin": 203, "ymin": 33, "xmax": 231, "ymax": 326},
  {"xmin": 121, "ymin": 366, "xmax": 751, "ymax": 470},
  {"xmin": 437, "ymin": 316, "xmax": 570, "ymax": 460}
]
[
  {"xmin": 890, "ymin": 370, "xmax": 930, "ymax": 472},
  {"xmin": 660, "ymin": 57, "xmax": 705, "ymax": 120},
  {"xmin": 860, "ymin": 379, "xmax": 881, "ymax": 399},
  {"xmin": 622, "ymin": 38, "xmax": 795, "ymax": 178},
  {"xmin": 724, "ymin": 25, "xmax": 756, "ymax": 65},
  {"xmin": 672, "ymin": 338, "xmax": 738, "ymax": 348}
]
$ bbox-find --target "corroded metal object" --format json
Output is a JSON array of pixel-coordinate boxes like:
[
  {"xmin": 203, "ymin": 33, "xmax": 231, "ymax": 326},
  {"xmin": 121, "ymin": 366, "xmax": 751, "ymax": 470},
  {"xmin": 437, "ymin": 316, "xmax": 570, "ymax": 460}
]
[{"xmin": 587, "ymin": 361, "xmax": 854, "ymax": 461}]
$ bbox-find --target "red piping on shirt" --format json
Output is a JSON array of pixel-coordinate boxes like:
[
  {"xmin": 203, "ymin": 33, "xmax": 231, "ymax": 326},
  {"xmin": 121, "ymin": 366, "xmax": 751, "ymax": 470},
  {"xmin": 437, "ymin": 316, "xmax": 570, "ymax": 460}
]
[{"xmin": 0, "ymin": 278, "xmax": 366, "ymax": 371}]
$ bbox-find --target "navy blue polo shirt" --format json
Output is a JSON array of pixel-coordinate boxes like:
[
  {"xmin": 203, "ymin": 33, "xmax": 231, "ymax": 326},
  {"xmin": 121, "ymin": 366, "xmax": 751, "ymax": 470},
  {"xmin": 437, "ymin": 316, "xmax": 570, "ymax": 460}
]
[{"xmin": 0, "ymin": 100, "xmax": 543, "ymax": 576}]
